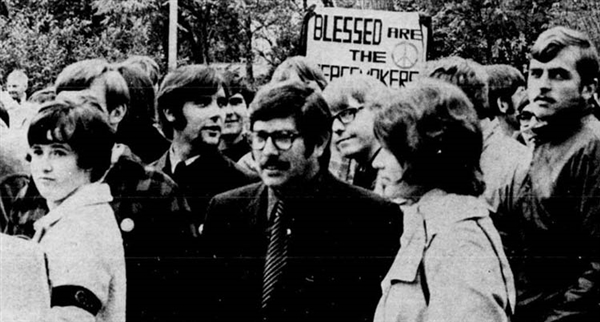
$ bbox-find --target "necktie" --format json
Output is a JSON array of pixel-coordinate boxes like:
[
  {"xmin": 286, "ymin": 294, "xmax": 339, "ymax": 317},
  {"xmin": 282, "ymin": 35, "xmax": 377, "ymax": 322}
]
[
  {"xmin": 261, "ymin": 199, "xmax": 287, "ymax": 313},
  {"xmin": 173, "ymin": 161, "xmax": 187, "ymax": 184}
]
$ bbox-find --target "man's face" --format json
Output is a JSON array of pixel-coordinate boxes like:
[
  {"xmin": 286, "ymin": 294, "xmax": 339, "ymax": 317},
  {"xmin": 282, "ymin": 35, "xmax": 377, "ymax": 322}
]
[
  {"xmin": 6, "ymin": 78, "xmax": 26, "ymax": 101},
  {"xmin": 527, "ymin": 46, "xmax": 592, "ymax": 121},
  {"xmin": 251, "ymin": 117, "xmax": 320, "ymax": 189},
  {"xmin": 179, "ymin": 86, "xmax": 227, "ymax": 147},
  {"xmin": 221, "ymin": 93, "xmax": 248, "ymax": 139},
  {"xmin": 331, "ymin": 96, "xmax": 378, "ymax": 162}
]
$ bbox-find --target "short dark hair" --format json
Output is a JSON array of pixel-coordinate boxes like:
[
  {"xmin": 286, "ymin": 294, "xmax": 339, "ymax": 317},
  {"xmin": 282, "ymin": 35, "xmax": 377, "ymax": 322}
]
[
  {"xmin": 221, "ymin": 69, "xmax": 256, "ymax": 105},
  {"xmin": 28, "ymin": 98, "xmax": 115, "ymax": 182},
  {"xmin": 250, "ymin": 81, "xmax": 332, "ymax": 163},
  {"xmin": 531, "ymin": 26, "xmax": 599, "ymax": 86},
  {"xmin": 486, "ymin": 64, "xmax": 525, "ymax": 116},
  {"xmin": 114, "ymin": 63, "xmax": 156, "ymax": 128},
  {"xmin": 271, "ymin": 56, "xmax": 328, "ymax": 91},
  {"xmin": 374, "ymin": 77, "xmax": 485, "ymax": 196},
  {"xmin": 157, "ymin": 65, "xmax": 226, "ymax": 139},
  {"xmin": 55, "ymin": 59, "xmax": 130, "ymax": 113},
  {"xmin": 423, "ymin": 56, "xmax": 490, "ymax": 119}
]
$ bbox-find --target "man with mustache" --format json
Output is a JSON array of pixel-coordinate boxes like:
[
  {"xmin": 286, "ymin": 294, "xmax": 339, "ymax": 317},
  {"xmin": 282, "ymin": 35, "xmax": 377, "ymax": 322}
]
[
  {"xmin": 201, "ymin": 81, "xmax": 402, "ymax": 322},
  {"xmin": 153, "ymin": 64, "xmax": 255, "ymax": 227},
  {"xmin": 495, "ymin": 26, "xmax": 600, "ymax": 322}
]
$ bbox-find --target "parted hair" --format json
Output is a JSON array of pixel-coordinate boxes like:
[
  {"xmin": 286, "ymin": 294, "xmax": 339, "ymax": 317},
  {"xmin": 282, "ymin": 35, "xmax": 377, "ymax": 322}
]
[
  {"xmin": 531, "ymin": 26, "xmax": 599, "ymax": 86},
  {"xmin": 157, "ymin": 64, "xmax": 227, "ymax": 139},
  {"xmin": 28, "ymin": 95, "xmax": 115, "ymax": 182},
  {"xmin": 374, "ymin": 77, "xmax": 485, "ymax": 196}
]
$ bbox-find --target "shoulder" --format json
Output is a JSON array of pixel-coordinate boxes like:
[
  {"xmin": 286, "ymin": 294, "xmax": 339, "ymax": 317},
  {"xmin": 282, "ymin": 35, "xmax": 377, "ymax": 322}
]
[
  {"xmin": 149, "ymin": 150, "xmax": 169, "ymax": 171},
  {"xmin": 209, "ymin": 181, "xmax": 264, "ymax": 206},
  {"xmin": 109, "ymin": 152, "xmax": 179, "ymax": 196},
  {"xmin": 323, "ymin": 173, "xmax": 397, "ymax": 207}
]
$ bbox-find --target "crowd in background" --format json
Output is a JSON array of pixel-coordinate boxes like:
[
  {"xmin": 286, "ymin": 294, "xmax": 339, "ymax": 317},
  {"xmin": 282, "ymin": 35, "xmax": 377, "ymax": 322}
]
[{"xmin": 0, "ymin": 24, "xmax": 599, "ymax": 322}]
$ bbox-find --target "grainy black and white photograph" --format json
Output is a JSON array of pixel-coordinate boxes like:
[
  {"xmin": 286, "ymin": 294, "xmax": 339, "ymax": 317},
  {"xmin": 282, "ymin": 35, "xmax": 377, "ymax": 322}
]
[{"xmin": 1, "ymin": 0, "xmax": 599, "ymax": 321}]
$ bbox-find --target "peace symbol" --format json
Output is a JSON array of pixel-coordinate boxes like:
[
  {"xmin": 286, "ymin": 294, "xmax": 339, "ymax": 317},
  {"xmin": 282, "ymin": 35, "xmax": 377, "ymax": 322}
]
[{"xmin": 391, "ymin": 42, "xmax": 419, "ymax": 69}]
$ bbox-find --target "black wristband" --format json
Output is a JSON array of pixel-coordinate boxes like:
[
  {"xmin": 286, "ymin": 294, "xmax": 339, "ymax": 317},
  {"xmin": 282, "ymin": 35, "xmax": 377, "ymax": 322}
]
[{"xmin": 51, "ymin": 285, "xmax": 102, "ymax": 316}]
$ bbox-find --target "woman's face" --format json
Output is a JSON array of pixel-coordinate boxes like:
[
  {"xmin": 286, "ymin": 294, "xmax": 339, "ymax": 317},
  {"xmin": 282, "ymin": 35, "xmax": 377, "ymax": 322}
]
[
  {"xmin": 30, "ymin": 143, "xmax": 91, "ymax": 209},
  {"xmin": 372, "ymin": 147, "xmax": 404, "ymax": 199}
]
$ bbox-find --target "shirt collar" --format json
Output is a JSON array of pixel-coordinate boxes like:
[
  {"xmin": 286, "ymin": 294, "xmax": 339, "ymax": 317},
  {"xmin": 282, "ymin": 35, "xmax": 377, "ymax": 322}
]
[{"xmin": 168, "ymin": 146, "xmax": 201, "ymax": 174}]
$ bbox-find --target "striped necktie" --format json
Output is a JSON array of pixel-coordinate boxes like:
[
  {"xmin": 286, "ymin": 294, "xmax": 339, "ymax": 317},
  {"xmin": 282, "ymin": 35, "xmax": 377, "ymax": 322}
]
[{"xmin": 261, "ymin": 199, "xmax": 287, "ymax": 314}]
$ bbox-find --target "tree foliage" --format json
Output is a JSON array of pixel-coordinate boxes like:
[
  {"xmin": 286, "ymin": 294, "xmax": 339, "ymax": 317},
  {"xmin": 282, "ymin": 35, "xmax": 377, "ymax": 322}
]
[{"xmin": 2, "ymin": 0, "xmax": 600, "ymax": 93}]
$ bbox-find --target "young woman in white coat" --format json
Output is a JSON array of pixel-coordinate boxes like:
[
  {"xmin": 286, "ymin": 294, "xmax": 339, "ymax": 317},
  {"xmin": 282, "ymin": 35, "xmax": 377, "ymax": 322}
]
[
  {"xmin": 372, "ymin": 78, "xmax": 515, "ymax": 322},
  {"xmin": 28, "ymin": 96, "xmax": 125, "ymax": 322}
]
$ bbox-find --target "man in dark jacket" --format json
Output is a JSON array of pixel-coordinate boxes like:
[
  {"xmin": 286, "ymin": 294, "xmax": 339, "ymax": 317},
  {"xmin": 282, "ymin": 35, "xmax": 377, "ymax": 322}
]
[
  {"xmin": 495, "ymin": 26, "xmax": 600, "ymax": 322},
  {"xmin": 152, "ymin": 65, "xmax": 256, "ymax": 230},
  {"xmin": 202, "ymin": 81, "xmax": 403, "ymax": 322}
]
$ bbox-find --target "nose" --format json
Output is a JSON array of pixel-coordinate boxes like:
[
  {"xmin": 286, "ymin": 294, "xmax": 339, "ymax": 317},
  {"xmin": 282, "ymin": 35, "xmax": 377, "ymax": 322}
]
[
  {"xmin": 262, "ymin": 137, "xmax": 279, "ymax": 156},
  {"xmin": 332, "ymin": 117, "xmax": 346, "ymax": 134},
  {"xmin": 371, "ymin": 150, "xmax": 385, "ymax": 170},
  {"xmin": 33, "ymin": 153, "xmax": 53, "ymax": 173},
  {"xmin": 223, "ymin": 103, "xmax": 234, "ymax": 116},
  {"xmin": 536, "ymin": 71, "xmax": 551, "ymax": 93},
  {"xmin": 206, "ymin": 101, "xmax": 223, "ymax": 121}
]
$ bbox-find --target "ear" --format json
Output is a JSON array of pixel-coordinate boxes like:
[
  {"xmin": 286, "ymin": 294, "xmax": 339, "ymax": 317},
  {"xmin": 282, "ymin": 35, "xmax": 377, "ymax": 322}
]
[
  {"xmin": 312, "ymin": 132, "xmax": 331, "ymax": 159},
  {"xmin": 497, "ymin": 98, "xmax": 510, "ymax": 114},
  {"xmin": 582, "ymin": 78, "xmax": 598, "ymax": 101},
  {"xmin": 162, "ymin": 107, "xmax": 176, "ymax": 123},
  {"xmin": 108, "ymin": 104, "xmax": 127, "ymax": 128}
]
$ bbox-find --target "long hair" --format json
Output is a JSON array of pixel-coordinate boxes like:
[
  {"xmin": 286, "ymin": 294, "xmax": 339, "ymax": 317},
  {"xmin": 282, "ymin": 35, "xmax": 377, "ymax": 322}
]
[
  {"xmin": 374, "ymin": 77, "xmax": 485, "ymax": 196},
  {"xmin": 157, "ymin": 65, "xmax": 226, "ymax": 139}
]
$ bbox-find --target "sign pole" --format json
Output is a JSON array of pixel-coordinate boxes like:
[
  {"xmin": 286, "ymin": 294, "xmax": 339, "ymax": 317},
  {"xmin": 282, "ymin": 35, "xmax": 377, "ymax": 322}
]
[{"xmin": 168, "ymin": 0, "xmax": 178, "ymax": 71}]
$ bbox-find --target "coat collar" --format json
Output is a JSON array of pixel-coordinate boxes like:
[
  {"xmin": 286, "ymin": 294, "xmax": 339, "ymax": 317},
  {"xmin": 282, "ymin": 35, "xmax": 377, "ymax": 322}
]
[{"xmin": 32, "ymin": 183, "xmax": 112, "ymax": 242}]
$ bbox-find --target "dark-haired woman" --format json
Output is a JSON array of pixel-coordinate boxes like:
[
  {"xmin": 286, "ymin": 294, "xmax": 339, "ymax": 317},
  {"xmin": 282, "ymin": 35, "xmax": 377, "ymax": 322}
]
[
  {"xmin": 28, "ymin": 100, "xmax": 125, "ymax": 322},
  {"xmin": 372, "ymin": 78, "xmax": 515, "ymax": 322}
]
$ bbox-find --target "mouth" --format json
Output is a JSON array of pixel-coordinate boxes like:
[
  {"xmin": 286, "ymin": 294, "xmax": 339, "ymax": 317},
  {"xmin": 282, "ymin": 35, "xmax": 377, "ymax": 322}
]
[
  {"xmin": 336, "ymin": 136, "xmax": 353, "ymax": 146},
  {"xmin": 202, "ymin": 125, "xmax": 222, "ymax": 133},
  {"xmin": 37, "ymin": 177, "xmax": 55, "ymax": 184},
  {"xmin": 534, "ymin": 96, "xmax": 554, "ymax": 107}
]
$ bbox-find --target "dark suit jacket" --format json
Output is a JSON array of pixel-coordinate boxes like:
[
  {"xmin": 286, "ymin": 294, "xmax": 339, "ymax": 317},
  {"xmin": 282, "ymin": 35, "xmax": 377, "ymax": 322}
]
[
  {"xmin": 201, "ymin": 171, "xmax": 403, "ymax": 322},
  {"xmin": 152, "ymin": 148, "xmax": 257, "ymax": 228}
]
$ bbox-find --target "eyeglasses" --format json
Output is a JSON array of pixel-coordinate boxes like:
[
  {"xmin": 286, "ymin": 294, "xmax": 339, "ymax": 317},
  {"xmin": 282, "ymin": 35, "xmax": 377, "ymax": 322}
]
[
  {"xmin": 250, "ymin": 131, "xmax": 301, "ymax": 151},
  {"xmin": 228, "ymin": 96, "xmax": 245, "ymax": 106},
  {"xmin": 517, "ymin": 111, "xmax": 537, "ymax": 123},
  {"xmin": 332, "ymin": 106, "xmax": 364, "ymax": 125}
]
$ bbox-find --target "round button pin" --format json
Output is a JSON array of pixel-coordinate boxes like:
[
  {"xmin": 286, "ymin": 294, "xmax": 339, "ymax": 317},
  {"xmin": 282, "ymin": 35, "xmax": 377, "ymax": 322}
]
[{"xmin": 120, "ymin": 218, "xmax": 135, "ymax": 232}]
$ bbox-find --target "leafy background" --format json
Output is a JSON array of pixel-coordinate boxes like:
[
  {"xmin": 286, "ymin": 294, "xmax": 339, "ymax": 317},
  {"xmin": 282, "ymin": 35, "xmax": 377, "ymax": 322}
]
[{"xmin": 1, "ymin": 0, "xmax": 599, "ymax": 93}]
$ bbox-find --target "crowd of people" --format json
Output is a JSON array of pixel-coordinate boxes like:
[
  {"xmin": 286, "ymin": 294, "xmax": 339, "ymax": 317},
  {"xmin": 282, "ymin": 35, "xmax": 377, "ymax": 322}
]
[{"xmin": 0, "ymin": 24, "xmax": 599, "ymax": 322}]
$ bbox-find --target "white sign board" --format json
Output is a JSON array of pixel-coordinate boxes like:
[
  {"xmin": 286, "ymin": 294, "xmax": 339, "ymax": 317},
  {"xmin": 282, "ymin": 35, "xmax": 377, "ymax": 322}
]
[{"xmin": 306, "ymin": 8, "xmax": 428, "ymax": 88}]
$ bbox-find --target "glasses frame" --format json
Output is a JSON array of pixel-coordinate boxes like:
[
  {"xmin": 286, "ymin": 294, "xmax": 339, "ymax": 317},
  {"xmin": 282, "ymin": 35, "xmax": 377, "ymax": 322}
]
[
  {"xmin": 250, "ymin": 131, "xmax": 301, "ymax": 151},
  {"xmin": 332, "ymin": 105, "xmax": 365, "ymax": 125}
]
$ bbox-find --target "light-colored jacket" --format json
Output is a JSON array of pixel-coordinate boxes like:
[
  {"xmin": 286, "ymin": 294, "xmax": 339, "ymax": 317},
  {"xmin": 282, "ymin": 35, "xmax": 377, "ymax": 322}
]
[
  {"xmin": 374, "ymin": 189, "xmax": 515, "ymax": 322},
  {"xmin": 33, "ymin": 183, "xmax": 126, "ymax": 322}
]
